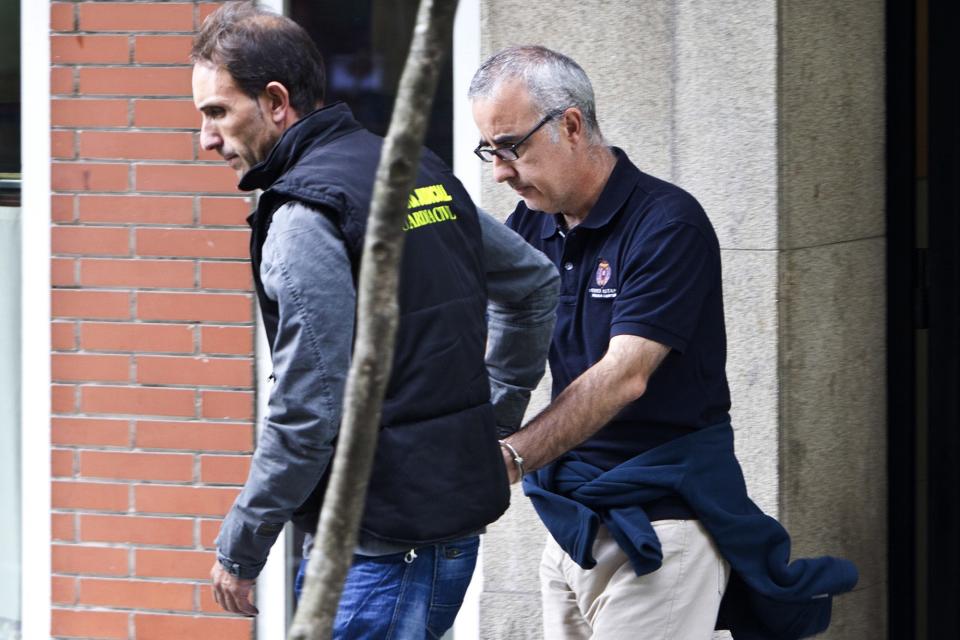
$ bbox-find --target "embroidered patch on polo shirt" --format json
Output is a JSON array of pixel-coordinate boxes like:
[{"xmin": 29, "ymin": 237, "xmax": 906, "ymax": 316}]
[{"xmin": 588, "ymin": 258, "xmax": 618, "ymax": 299}]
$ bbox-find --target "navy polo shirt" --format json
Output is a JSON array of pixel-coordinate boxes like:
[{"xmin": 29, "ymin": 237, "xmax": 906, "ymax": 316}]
[{"xmin": 507, "ymin": 148, "xmax": 731, "ymax": 471}]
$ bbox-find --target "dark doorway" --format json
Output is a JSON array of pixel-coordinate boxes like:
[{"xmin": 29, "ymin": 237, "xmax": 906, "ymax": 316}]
[
  {"xmin": 289, "ymin": 0, "xmax": 454, "ymax": 166},
  {"xmin": 887, "ymin": 0, "xmax": 960, "ymax": 637}
]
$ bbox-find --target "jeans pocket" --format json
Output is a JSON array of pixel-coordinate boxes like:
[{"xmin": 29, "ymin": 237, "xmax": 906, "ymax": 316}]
[
  {"xmin": 718, "ymin": 556, "xmax": 730, "ymax": 596},
  {"xmin": 431, "ymin": 537, "xmax": 480, "ymax": 608},
  {"xmin": 718, "ymin": 557, "xmax": 724, "ymax": 595}
]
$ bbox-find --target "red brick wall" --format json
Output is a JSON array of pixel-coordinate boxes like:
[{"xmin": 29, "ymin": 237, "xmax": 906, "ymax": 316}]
[{"xmin": 49, "ymin": 2, "xmax": 256, "ymax": 638}]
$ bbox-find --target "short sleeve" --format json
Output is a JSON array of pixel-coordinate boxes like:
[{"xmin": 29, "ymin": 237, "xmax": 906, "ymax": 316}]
[{"xmin": 610, "ymin": 221, "xmax": 717, "ymax": 353}]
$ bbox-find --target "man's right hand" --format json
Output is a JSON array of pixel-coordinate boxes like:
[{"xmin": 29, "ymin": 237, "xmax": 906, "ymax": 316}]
[{"xmin": 210, "ymin": 560, "xmax": 259, "ymax": 616}]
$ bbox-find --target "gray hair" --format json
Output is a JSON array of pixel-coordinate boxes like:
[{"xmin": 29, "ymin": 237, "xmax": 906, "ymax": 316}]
[{"xmin": 468, "ymin": 45, "xmax": 603, "ymax": 144}]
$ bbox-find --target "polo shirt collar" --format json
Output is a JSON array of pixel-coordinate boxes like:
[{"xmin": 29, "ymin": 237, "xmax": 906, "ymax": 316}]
[{"xmin": 539, "ymin": 147, "xmax": 640, "ymax": 239}]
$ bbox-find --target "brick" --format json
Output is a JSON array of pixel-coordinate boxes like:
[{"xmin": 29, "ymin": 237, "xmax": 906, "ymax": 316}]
[
  {"xmin": 52, "ymin": 130, "xmax": 76, "ymax": 159},
  {"xmin": 79, "ymin": 194, "xmax": 193, "ymax": 225},
  {"xmin": 52, "ymin": 576, "xmax": 76, "ymax": 605},
  {"xmin": 134, "ymin": 99, "xmax": 200, "ymax": 129},
  {"xmin": 135, "ymin": 35, "xmax": 194, "ymax": 64},
  {"xmin": 52, "ymin": 480, "xmax": 128, "ymax": 511},
  {"xmin": 53, "ymin": 290, "xmax": 131, "ymax": 320},
  {"xmin": 52, "ymin": 194, "xmax": 75, "ymax": 222},
  {"xmin": 199, "ymin": 519, "xmax": 220, "ymax": 548},
  {"xmin": 52, "ymin": 67, "xmax": 74, "ymax": 95},
  {"xmin": 80, "ymin": 258, "xmax": 195, "ymax": 289},
  {"xmin": 79, "ymin": 3, "xmax": 195, "ymax": 32},
  {"xmin": 53, "ymin": 544, "xmax": 128, "ymax": 576},
  {"xmin": 200, "ymin": 455, "xmax": 250, "ymax": 485},
  {"xmin": 199, "ymin": 197, "xmax": 252, "ymax": 226},
  {"xmin": 80, "ymin": 514, "xmax": 193, "ymax": 546},
  {"xmin": 80, "ymin": 578, "xmax": 194, "ymax": 611},
  {"xmin": 197, "ymin": 143, "xmax": 221, "ymax": 162},
  {"xmin": 51, "ymin": 3, "xmax": 75, "ymax": 31},
  {"xmin": 51, "ymin": 608, "xmax": 128, "ymax": 639},
  {"xmin": 53, "ymin": 513, "xmax": 76, "ymax": 541},
  {"xmin": 200, "ymin": 262, "xmax": 251, "ymax": 290},
  {"xmin": 201, "ymin": 390, "xmax": 254, "ymax": 420},
  {"xmin": 79, "ymin": 67, "xmax": 193, "ymax": 97},
  {"xmin": 52, "ymin": 321, "xmax": 77, "ymax": 350},
  {"xmin": 52, "ymin": 449, "xmax": 74, "ymax": 477},
  {"xmin": 52, "ymin": 353, "xmax": 130, "ymax": 383},
  {"xmin": 135, "ymin": 613, "xmax": 252, "ymax": 640},
  {"xmin": 200, "ymin": 326, "xmax": 253, "ymax": 356},
  {"xmin": 52, "ymin": 98, "xmax": 128, "ymax": 128},
  {"xmin": 51, "ymin": 34, "xmax": 130, "ymax": 64},
  {"xmin": 53, "ymin": 384, "xmax": 78, "ymax": 413},
  {"xmin": 137, "ymin": 356, "xmax": 252, "ymax": 388},
  {"xmin": 81, "ymin": 322, "xmax": 194, "ymax": 354},
  {"xmin": 136, "ymin": 228, "xmax": 248, "ymax": 259},
  {"xmin": 135, "ymin": 484, "xmax": 239, "ymax": 517},
  {"xmin": 81, "ymin": 385, "xmax": 195, "ymax": 417},
  {"xmin": 52, "ymin": 417, "xmax": 130, "ymax": 447},
  {"xmin": 52, "ymin": 257, "xmax": 76, "ymax": 287},
  {"xmin": 137, "ymin": 292, "xmax": 252, "ymax": 323},
  {"xmin": 80, "ymin": 450, "xmax": 194, "ymax": 482},
  {"xmin": 80, "ymin": 131, "xmax": 194, "ymax": 161},
  {"xmin": 197, "ymin": 3, "xmax": 223, "ymax": 28},
  {"xmin": 135, "ymin": 548, "xmax": 215, "ymax": 580},
  {"xmin": 53, "ymin": 226, "xmax": 130, "ymax": 256},
  {"xmin": 135, "ymin": 420, "xmax": 253, "ymax": 453},
  {"xmin": 198, "ymin": 585, "xmax": 225, "ymax": 613},
  {"xmin": 52, "ymin": 162, "xmax": 129, "ymax": 192},
  {"xmin": 136, "ymin": 164, "xmax": 239, "ymax": 194}
]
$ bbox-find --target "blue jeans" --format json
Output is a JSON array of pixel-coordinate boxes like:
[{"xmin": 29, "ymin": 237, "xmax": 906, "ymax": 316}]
[{"xmin": 295, "ymin": 536, "xmax": 479, "ymax": 639}]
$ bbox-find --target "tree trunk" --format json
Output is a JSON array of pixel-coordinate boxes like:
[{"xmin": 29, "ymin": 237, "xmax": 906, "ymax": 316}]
[{"xmin": 287, "ymin": 0, "xmax": 460, "ymax": 638}]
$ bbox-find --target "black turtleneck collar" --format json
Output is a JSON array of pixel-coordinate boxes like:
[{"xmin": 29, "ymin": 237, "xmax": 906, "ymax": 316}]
[{"xmin": 238, "ymin": 101, "xmax": 363, "ymax": 192}]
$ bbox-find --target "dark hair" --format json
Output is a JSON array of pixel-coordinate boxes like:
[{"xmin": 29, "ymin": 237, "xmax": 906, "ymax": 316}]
[{"xmin": 191, "ymin": 1, "xmax": 326, "ymax": 116}]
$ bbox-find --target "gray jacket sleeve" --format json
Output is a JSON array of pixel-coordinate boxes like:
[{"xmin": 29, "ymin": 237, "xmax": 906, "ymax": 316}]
[
  {"xmin": 478, "ymin": 209, "xmax": 559, "ymax": 437},
  {"xmin": 216, "ymin": 201, "xmax": 352, "ymax": 579}
]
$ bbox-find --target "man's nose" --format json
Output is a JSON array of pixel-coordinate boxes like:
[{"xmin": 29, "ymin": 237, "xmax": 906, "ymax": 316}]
[
  {"xmin": 199, "ymin": 120, "xmax": 222, "ymax": 151},
  {"xmin": 491, "ymin": 156, "xmax": 516, "ymax": 183}
]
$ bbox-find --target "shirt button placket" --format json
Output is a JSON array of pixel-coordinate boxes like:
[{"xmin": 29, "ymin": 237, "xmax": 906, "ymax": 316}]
[{"xmin": 560, "ymin": 231, "xmax": 579, "ymax": 294}]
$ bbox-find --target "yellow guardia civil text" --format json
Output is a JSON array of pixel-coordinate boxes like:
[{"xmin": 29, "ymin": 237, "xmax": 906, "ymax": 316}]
[{"xmin": 403, "ymin": 183, "xmax": 458, "ymax": 231}]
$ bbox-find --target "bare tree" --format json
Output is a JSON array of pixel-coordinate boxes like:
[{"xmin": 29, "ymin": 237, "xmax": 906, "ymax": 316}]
[{"xmin": 287, "ymin": 0, "xmax": 460, "ymax": 638}]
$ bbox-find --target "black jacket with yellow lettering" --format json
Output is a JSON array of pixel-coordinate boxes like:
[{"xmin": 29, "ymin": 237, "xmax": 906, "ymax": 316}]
[{"xmin": 240, "ymin": 102, "xmax": 510, "ymax": 545}]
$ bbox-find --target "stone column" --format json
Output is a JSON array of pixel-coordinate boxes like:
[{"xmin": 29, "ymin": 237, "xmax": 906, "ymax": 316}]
[{"xmin": 776, "ymin": 1, "xmax": 887, "ymax": 636}]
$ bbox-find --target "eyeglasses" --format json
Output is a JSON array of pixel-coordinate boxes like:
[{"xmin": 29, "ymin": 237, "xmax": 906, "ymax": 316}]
[{"xmin": 473, "ymin": 111, "xmax": 561, "ymax": 162}]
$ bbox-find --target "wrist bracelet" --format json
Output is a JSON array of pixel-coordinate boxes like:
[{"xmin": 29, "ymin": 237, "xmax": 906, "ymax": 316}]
[{"xmin": 498, "ymin": 440, "xmax": 525, "ymax": 479}]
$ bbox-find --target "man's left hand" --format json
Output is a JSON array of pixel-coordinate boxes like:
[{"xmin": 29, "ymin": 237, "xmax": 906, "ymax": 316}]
[{"xmin": 211, "ymin": 560, "xmax": 259, "ymax": 616}]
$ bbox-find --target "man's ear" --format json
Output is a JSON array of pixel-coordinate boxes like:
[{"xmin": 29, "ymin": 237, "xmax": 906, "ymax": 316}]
[
  {"xmin": 263, "ymin": 81, "xmax": 295, "ymax": 127},
  {"xmin": 560, "ymin": 108, "xmax": 585, "ymax": 145}
]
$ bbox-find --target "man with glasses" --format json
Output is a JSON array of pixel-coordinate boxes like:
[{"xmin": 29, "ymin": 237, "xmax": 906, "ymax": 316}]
[
  {"xmin": 469, "ymin": 46, "xmax": 857, "ymax": 639},
  {"xmin": 191, "ymin": 4, "xmax": 559, "ymax": 637}
]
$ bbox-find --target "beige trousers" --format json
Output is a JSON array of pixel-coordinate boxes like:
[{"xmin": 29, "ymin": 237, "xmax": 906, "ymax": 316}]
[{"xmin": 540, "ymin": 520, "xmax": 731, "ymax": 640}]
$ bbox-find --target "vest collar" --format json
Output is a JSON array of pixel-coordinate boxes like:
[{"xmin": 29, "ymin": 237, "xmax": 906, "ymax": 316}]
[{"xmin": 238, "ymin": 101, "xmax": 364, "ymax": 192}]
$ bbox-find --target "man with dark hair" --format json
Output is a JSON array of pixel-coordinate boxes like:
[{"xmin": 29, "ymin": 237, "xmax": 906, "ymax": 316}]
[
  {"xmin": 191, "ymin": 4, "xmax": 558, "ymax": 637},
  {"xmin": 470, "ymin": 45, "xmax": 857, "ymax": 639}
]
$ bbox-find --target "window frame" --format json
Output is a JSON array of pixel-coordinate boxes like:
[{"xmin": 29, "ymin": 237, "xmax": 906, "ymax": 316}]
[{"xmin": 20, "ymin": 0, "xmax": 51, "ymax": 637}]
